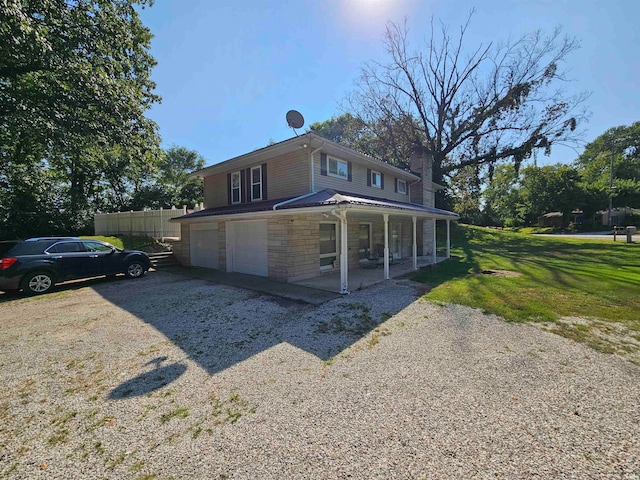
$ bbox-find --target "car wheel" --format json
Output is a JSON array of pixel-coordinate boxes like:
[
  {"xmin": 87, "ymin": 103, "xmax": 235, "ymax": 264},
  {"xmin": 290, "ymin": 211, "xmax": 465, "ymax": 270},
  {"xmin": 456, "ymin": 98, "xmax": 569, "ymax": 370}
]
[
  {"xmin": 125, "ymin": 261, "xmax": 146, "ymax": 279},
  {"xmin": 21, "ymin": 271, "xmax": 55, "ymax": 295}
]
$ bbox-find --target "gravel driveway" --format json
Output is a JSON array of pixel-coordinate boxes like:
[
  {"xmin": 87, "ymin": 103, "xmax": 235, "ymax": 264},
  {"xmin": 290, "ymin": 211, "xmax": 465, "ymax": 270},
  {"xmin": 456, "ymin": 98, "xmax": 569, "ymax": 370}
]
[{"xmin": 1, "ymin": 271, "xmax": 638, "ymax": 479}]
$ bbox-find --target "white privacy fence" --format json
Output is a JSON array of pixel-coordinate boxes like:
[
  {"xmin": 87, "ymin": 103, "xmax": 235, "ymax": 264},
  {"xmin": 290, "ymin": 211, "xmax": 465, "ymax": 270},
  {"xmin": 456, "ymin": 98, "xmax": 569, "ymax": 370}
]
[{"xmin": 94, "ymin": 207, "xmax": 188, "ymax": 239}]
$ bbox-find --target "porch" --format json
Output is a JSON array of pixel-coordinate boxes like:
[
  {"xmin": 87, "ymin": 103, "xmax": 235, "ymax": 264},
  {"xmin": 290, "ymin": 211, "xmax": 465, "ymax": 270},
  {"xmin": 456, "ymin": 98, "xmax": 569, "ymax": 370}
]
[{"xmin": 293, "ymin": 255, "xmax": 448, "ymax": 293}]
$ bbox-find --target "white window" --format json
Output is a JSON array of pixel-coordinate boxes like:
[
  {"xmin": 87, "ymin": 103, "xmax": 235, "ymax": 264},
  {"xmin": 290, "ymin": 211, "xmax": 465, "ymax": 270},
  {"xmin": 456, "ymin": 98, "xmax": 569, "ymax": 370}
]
[
  {"xmin": 328, "ymin": 157, "xmax": 348, "ymax": 179},
  {"xmin": 371, "ymin": 171, "xmax": 382, "ymax": 188},
  {"xmin": 251, "ymin": 166, "xmax": 262, "ymax": 201},
  {"xmin": 397, "ymin": 179, "xmax": 407, "ymax": 194},
  {"xmin": 358, "ymin": 223, "xmax": 372, "ymax": 262},
  {"xmin": 319, "ymin": 222, "xmax": 338, "ymax": 271},
  {"xmin": 231, "ymin": 171, "xmax": 241, "ymax": 204}
]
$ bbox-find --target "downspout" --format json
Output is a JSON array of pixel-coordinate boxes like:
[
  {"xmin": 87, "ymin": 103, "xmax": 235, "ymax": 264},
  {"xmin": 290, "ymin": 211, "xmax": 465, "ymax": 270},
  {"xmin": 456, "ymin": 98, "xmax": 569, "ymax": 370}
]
[
  {"xmin": 310, "ymin": 142, "xmax": 324, "ymax": 193},
  {"xmin": 330, "ymin": 208, "xmax": 349, "ymax": 294}
]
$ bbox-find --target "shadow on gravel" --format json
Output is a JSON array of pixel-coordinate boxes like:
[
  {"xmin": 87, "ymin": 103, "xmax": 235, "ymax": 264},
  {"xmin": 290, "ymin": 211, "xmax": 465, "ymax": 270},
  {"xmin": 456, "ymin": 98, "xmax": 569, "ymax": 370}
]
[
  {"xmin": 0, "ymin": 275, "xmax": 129, "ymax": 304},
  {"xmin": 109, "ymin": 357, "xmax": 188, "ymax": 399},
  {"xmin": 95, "ymin": 272, "xmax": 418, "ymax": 399}
]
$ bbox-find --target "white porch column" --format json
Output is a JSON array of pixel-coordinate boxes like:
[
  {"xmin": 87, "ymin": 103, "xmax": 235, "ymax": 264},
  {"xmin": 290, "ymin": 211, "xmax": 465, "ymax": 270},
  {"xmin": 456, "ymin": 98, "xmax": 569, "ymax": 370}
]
[
  {"xmin": 340, "ymin": 211, "xmax": 349, "ymax": 294},
  {"xmin": 383, "ymin": 213, "xmax": 390, "ymax": 280},
  {"xmin": 412, "ymin": 216, "xmax": 418, "ymax": 270},
  {"xmin": 432, "ymin": 218, "xmax": 437, "ymax": 264},
  {"xmin": 446, "ymin": 220, "xmax": 451, "ymax": 259}
]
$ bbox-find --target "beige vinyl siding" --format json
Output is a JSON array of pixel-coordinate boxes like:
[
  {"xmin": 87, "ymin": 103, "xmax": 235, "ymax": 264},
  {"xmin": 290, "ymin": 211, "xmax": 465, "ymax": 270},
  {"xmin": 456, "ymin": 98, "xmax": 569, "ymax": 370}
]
[
  {"xmin": 265, "ymin": 149, "xmax": 310, "ymax": 200},
  {"xmin": 204, "ymin": 173, "xmax": 228, "ymax": 208},
  {"xmin": 313, "ymin": 152, "xmax": 412, "ymax": 203},
  {"xmin": 202, "ymin": 150, "xmax": 310, "ymax": 209}
]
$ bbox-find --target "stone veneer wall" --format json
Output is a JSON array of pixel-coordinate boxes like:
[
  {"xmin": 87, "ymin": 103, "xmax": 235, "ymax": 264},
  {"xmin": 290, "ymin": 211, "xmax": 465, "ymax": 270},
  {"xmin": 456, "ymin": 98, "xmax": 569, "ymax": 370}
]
[
  {"xmin": 289, "ymin": 214, "xmax": 323, "ymax": 282},
  {"xmin": 171, "ymin": 223, "xmax": 190, "ymax": 266},
  {"xmin": 173, "ymin": 212, "xmax": 429, "ymax": 279}
]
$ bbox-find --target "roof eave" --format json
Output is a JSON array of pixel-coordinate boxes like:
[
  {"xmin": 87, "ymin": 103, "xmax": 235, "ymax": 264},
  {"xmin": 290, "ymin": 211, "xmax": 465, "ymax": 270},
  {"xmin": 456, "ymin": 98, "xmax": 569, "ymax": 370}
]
[{"xmin": 189, "ymin": 132, "xmax": 419, "ymax": 182}]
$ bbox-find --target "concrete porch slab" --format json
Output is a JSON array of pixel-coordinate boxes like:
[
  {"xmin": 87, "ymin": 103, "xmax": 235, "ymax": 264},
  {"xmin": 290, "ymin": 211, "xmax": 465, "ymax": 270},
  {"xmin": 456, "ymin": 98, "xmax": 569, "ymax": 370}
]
[
  {"xmin": 163, "ymin": 266, "xmax": 342, "ymax": 305},
  {"xmin": 293, "ymin": 256, "xmax": 448, "ymax": 293}
]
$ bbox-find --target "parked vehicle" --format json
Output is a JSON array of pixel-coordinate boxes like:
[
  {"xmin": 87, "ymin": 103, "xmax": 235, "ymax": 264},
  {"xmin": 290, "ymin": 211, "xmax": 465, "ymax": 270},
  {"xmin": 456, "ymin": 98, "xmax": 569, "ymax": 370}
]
[{"xmin": 0, "ymin": 237, "xmax": 151, "ymax": 295}]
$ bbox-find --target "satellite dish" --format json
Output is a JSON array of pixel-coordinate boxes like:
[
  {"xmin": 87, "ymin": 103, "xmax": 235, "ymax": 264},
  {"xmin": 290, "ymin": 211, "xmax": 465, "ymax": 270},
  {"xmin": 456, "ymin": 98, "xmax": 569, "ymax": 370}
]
[{"xmin": 286, "ymin": 110, "xmax": 305, "ymax": 135}]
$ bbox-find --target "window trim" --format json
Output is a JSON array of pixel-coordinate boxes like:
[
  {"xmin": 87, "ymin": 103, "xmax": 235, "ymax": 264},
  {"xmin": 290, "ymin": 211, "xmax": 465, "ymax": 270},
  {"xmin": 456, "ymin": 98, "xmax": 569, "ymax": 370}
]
[
  {"xmin": 250, "ymin": 165, "xmax": 262, "ymax": 201},
  {"xmin": 327, "ymin": 157, "xmax": 348, "ymax": 180},
  {"xmin": 45, "ymin": 241, "xmax": 85, "ymax": 254},
  {"xmin": 371, "ymin": 170, "xmax": 382, "ymax": 188},
  {"xmin": 319, "ymin": 221, "xmax": 338, "ymax": 271},
  {"xmin": 358, "ymin": 222, "xmax": 373, "ymax": 263},
  {"xmin": 397, "ymin": 178, "xmax": 407, "ymax": 195},
  {"xmin": 231, "ymin": 171, "xmax": 241, "ymax": 204}
]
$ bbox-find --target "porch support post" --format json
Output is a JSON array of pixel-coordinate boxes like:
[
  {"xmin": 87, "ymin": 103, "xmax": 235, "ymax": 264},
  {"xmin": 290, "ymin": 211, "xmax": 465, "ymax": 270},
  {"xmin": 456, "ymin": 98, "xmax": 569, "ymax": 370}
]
[
  {"xmin": 446, "ymin": 220, "xmax": 451, "ymax": 259},
  {"xmin": 383, "ymin": 213, "xmax": 390, "ymax": 280},
  {"xmin": 339, "ymin": 210, "xmax": 349, "ymax": 294},
  {"xmin": 432, "ymin": 218, "xmax": 437, "ymax": 264},
  {"xmin": 412, "ymin": 216, "xmax": 418, "ymax": 270}
]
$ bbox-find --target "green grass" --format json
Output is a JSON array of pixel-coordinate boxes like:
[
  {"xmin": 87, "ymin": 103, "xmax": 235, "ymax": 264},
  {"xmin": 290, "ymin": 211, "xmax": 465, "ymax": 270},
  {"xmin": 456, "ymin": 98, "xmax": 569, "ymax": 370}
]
[
  {"xmin": 79, "ymin": 235, "xmax": 159, "ymax": 251},
  {"xmin": 413, "ymin": 225, "xmax": 640, "ymax": 330}
]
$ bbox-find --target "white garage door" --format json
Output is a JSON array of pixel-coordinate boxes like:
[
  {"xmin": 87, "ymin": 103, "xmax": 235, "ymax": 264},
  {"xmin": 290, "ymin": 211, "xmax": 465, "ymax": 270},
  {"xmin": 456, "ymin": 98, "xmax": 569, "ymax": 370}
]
[
  {"xmin": 227, "ymin": 220, "xmax": 268, "ymax": 276},
  {"xmin": 190, "ymin": 223, "xmax": 219, "ymax": 269}
]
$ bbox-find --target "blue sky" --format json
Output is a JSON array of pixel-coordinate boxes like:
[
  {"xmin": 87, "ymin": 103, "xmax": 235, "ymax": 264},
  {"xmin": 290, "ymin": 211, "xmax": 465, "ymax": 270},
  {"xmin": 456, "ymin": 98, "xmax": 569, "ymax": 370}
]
[{"xmin": 139, "ymin": 0, "xmax": 639, "ymax": 167}]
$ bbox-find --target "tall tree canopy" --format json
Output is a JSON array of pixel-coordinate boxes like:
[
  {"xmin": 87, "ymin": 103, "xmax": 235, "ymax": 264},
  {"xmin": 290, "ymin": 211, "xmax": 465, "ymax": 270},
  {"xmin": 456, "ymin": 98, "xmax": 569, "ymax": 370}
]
[
  {"xmin": 574, "ymin": 122, "xmax": 640, "ymax": 210},
  {"xmin": 129, "ymin": 146, "xmax": 205, "ymax": 210},
  {"xmin": 344, "ymin": 14, "xmax": 588, "ymax": 181},
  {"xmin": 0, "ymin": 0, "xmax": 161, "ymax": 238},
  {"xmin": 0, "ymin": 0, "xmax": 160, "ymax": 161}
]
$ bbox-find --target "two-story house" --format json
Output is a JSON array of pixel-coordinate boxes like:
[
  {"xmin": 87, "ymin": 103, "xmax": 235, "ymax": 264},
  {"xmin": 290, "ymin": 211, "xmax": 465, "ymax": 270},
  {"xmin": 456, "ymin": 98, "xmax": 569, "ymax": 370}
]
[{"xmin": 170, "ymin": 132, "xmax": 458, "ymax": 293}]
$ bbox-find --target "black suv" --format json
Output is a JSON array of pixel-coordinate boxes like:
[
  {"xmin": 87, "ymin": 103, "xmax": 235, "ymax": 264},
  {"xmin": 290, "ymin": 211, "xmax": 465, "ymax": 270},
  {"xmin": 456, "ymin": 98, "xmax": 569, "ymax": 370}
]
[{"xmin": 0, "ymin": 237, "xmax": 151, "ymax": 295}]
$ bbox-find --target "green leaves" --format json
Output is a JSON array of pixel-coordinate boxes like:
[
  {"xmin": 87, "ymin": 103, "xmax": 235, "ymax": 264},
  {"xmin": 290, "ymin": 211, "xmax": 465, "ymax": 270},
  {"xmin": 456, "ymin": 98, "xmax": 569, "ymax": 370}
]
[
  {"xmin": 1, "ymin": 0, "xmax": 160, "ymax": 158},
  {"xmin": 0, "ymin": 0, "xmax": 161, "ymax": 238},
  {"xmin": 575, "ymin": 122, "xmax": 640, "ymax": 210}
]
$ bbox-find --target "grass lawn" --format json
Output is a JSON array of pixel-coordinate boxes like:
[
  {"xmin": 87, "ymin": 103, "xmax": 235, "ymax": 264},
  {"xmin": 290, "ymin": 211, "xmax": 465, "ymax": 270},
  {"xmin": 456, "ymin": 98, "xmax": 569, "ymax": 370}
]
[
  {"xmin": 79, "ymin": 235, "xmax": 162, "ymax": 252},
  {"xmin": 413, "ymin": 225, "xmax": 640, "ymax": 356}
]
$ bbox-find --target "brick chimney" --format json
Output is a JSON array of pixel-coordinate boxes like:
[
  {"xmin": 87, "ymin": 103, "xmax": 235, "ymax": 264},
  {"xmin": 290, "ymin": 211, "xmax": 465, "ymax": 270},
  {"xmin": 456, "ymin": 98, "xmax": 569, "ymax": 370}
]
[
  {"xmin": 409, "ymin": 144, "xmax": 435, "ymax": 207},
  {"xmin": 409, "ymin": 144, "xmax": 435, "ymax": 257}
]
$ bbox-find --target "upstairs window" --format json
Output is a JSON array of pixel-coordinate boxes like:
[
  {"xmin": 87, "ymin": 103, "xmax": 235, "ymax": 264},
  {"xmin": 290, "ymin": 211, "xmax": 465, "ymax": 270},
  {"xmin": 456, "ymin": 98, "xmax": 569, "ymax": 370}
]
[
  {"xmin": 251, "ymin": 166, "xmax": 262, "ymax": 201},
  {"xmin": 367, "ymin": 169, "xmax": 384, "ymax": 189},
  {"xmin": 397, "ymin": 179, "xmax": 407, "ymax": 195},
  {"xmin": 371, "ymin": 171, "xmax": 382, "ymax": 188},
  {"xmin": 328, "ymin": 157, "xmax": 348, "ymax": 179},
  {"xmin": 231, "ymin": 171, "xmax": 241, "ymax": 204}
]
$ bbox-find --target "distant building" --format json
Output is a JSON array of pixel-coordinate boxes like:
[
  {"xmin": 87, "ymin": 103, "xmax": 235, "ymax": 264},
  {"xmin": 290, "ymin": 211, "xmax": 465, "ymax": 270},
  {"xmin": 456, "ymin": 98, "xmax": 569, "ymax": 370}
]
[
  {"xmin": 538, "ymin": 211, "xmax": 564, "ymax": 228},
  {"xmin": 597, "ymin": 207, "xmax": 640, "ymax": 226}
]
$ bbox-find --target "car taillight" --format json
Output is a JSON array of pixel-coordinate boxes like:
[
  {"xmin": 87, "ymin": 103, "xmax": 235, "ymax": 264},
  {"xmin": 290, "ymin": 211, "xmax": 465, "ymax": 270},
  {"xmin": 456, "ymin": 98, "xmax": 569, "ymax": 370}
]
[{"xmin": 0, "ymin": 257, "xmax": 18, "ymax": 270}]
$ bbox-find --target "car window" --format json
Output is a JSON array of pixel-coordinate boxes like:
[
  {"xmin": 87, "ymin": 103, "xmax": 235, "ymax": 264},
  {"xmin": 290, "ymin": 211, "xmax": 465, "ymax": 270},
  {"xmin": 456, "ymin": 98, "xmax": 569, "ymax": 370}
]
[
  {"xmin": 82, "ymin": 241, "xmax": 113, "ymax": 253},
  {"xmin": 48, "ymin": 242, "xmax": 85, "ymax": 253},
  {"xmin": 0, "ymin": 241, "xmax": 19, "ymax": 256}
]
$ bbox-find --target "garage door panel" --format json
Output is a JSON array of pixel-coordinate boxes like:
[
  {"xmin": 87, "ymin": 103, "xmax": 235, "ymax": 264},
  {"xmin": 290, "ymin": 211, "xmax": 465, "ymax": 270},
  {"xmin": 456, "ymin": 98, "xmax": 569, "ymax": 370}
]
[
  {"xmin": 190, "ymin": 224, "xmax": 219, "ymax": 269},
  {"xmin": 228, "ymin": 221, "xmax": 268, "ymax": 277}
]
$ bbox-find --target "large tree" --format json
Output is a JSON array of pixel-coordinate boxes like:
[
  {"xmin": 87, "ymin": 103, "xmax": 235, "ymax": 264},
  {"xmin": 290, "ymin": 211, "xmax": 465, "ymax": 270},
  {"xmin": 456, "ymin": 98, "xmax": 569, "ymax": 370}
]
[
  {"xmin": 0, "ymin": 0, "xmax": 161, "ymax": 237},
  {"xmin": 129, "ymin": 146, "xmax": 205, "ymax": 210},
  {"xmin": 345, "ymin": 14, "xmax": 588, "ymax": 182},
  {"xmin": 516, "ymin": 164, "xmax": 584, "ymax": 226},
  {"xmin": 1, "ymin": 0, "xmax": 160, "ymax": 160},
  {"xmin": 574, "ymin": 122, "xmax": 640, "ymax": 212}
]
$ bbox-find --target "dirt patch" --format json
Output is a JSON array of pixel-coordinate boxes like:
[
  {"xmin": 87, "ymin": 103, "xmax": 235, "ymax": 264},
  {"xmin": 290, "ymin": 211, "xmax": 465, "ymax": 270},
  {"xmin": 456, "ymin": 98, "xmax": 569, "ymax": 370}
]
[
  {"xmin": 478, "ymin": 269, "xmax": 522, "ymax": 278},
  {"xmin": 534, "ymin": 316, "xmax": 640, "ymax": 365},
  {"xmin": 394, "ymin": 279, "xmax": 432, "ymax": 296}
]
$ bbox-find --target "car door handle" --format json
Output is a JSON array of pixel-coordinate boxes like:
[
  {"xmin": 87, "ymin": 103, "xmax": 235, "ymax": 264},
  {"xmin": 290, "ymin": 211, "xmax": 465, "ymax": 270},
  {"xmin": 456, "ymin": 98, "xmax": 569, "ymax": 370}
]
[
  {"xmin": 89, "ymin": 254, "xmax": 99, "ymax": 258},
  {"xmin": 51, "ymin": 255, "xmax": 62, "ymax": 259}
]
